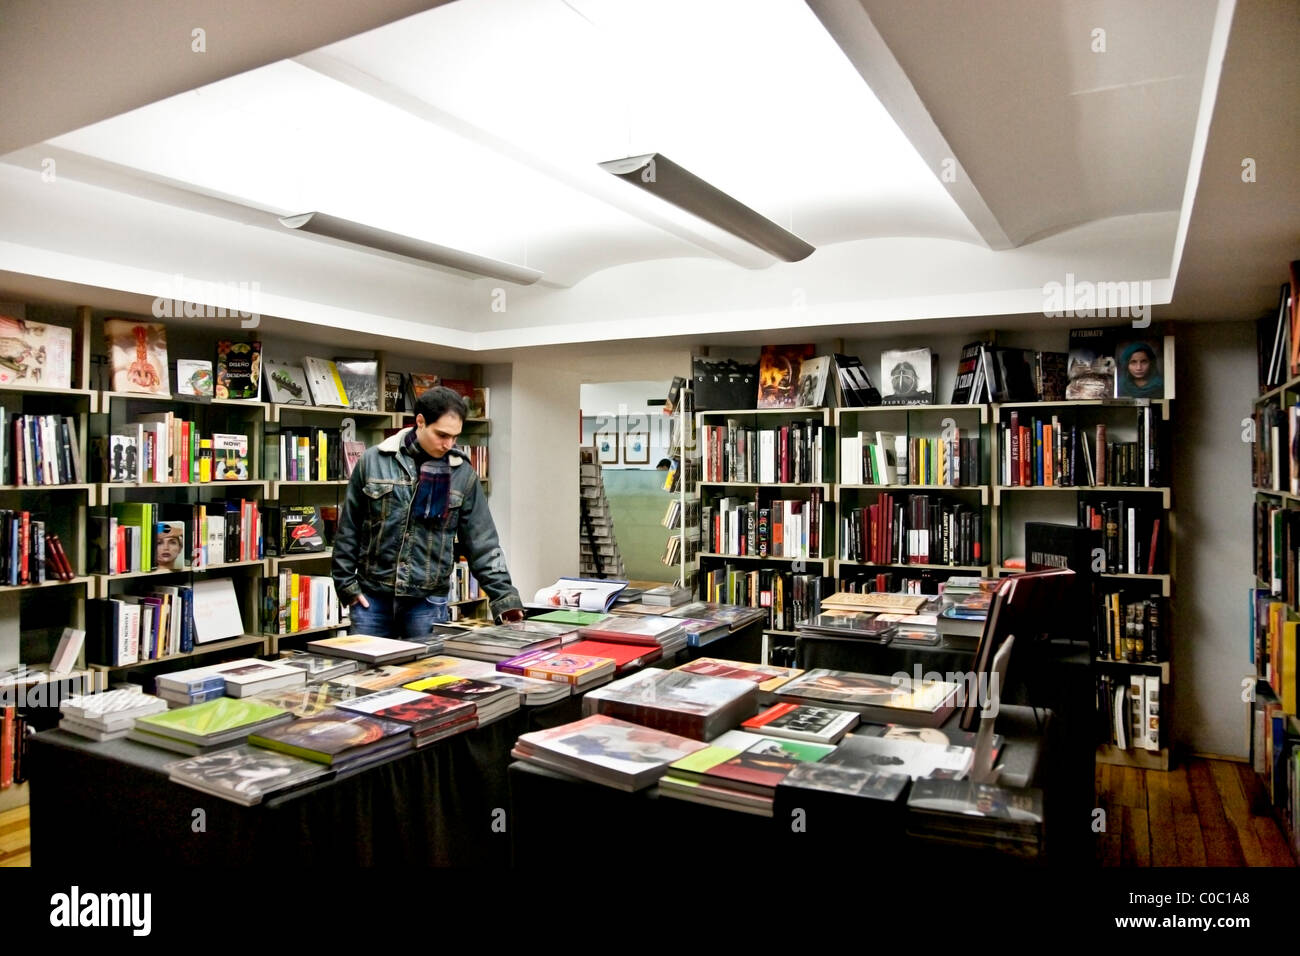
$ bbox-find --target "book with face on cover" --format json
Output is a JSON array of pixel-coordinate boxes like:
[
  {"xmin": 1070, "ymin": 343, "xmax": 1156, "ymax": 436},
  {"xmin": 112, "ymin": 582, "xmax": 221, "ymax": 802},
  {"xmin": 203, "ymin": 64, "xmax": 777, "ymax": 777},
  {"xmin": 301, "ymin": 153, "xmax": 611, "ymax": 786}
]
[
  {"xmin": 880, "ymin": 348, "xmax": 935, "ymax": 406},
  {"xmin": 512, "ymin": 714, "xmax": 708, "ymax": 791},
  {"xmin": 105, "ymin": 319, "xmax": 170, "ymax": 395}
]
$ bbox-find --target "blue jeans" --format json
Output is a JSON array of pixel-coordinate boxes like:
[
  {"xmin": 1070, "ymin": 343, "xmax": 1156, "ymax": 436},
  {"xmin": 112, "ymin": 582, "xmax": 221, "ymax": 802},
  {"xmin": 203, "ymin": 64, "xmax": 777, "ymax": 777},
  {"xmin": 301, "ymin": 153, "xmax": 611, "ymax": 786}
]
[{"xmin": 348, "ymin": 592, "xmax": 449, "ymax": 639}]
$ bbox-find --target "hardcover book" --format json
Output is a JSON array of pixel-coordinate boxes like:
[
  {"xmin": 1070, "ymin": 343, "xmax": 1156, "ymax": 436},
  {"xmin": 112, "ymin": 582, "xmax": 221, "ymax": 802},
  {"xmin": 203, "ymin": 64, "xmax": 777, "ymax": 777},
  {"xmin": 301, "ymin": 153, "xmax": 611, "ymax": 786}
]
[
  {"xmin": 512, "ymin": 714, "xmax": 707, "ymax": 791},
  {"xmin": 834, "ymin": 352, "xmax": 880, "ymax": 407},
  {"xmin": 757, "ymin": 344, "xmax": 815, "ymax": 409},
  {"xmin": 741, "ymin": 703, "xmax": 859, "ymax": 744},
  {"xmin": 134, "ymin": 697, "xmax": 291, "ymax": 744},
  {"xmin": 167, "ymin": 743, "xmax": 329, "ymax": 805},
  {"xmin": 880, "ymin": 348, "xmax": 935, "ymax": 405},
  {"xmin": 795, "ymin": 355, "xmax": 831, "ymax": 408},
  {"xmin": 212, "ymin": 433, "xmax": 249, "ymax": 480},
  {"xmin": 176, "ymin": 359, "xmax": 214, "ymax": 398},
  {"xmin": 264, "ymin": 358, "xmax": 310, "ymax": 405},
  {"xmin": 301, "ymin": 357, "xmax": 349, "ymax": 407},
  {"xmin": 215, "ymin": 340, "xmax": 261, "ymax": 400},
  {"xmin": 155, "ymin": 520, "xmax": 187, "ymax": 571},
  {"xmin": 774, "ymin": 668, "xmax": 960, "ymax": 726},
  {"xmin": 384, "ymin": 371, "xmax": 406, "ymax": 412},
  {"xmin": 334, "ymin": 359, "xmax": 380, "ymax": 411},
  {"xmin": 407, "ymin": 373, "xmax": 440, "ymax": 404},
  {"xmin": 277, "ymin": 505, "xmax": 326, "ymax": 554},
  {"xmin": 248, "ymin": 708, "xmax": 409, "ymax": 765},
  {"xmin": 307, "ymin": 634, "xmax": 424, "ymax": 665},
  {"xmin": 826, "ymin": 732, "xmax": 973, "ymax": 780},
  {"xmin": 1114, "ymin": 336, "xmax": 1165, "ymax": 399},
  {"xmin": 0, "ymin": 316, "xmax": 73, "ymax": 389},
  {"xmin": 1066, "ymin": 327, "xmax": 1118, "ymax": 399},
  {"xmin": 105, "ymin": 319, "xmax": 169, "ymax": 395}
]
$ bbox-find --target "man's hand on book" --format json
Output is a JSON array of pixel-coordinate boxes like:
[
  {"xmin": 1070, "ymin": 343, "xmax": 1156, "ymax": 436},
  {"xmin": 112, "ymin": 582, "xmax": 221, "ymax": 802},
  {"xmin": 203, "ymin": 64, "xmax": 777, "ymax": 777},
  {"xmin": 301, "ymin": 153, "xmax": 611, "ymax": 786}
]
[{"xmin": 500, "ymin": 608, "xmax": 524, "ymax": 624}]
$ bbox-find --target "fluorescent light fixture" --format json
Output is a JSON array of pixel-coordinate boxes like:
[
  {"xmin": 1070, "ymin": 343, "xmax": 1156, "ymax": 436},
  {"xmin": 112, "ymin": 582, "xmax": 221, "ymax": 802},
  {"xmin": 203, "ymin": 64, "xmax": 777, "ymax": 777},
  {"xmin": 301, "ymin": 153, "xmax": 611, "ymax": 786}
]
[
  {"xmin": 599, "ymin": 153, "xmax": 814, "ymax": 262},
  {"xmin": 278, "ymin": 211, "xmax": 542, "ymax": 285}
]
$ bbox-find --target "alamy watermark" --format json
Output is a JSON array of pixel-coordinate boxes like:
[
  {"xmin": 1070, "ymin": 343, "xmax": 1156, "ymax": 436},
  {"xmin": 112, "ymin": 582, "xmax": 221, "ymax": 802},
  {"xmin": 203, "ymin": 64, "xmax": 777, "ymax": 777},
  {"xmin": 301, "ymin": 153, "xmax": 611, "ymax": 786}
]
[
  {"xmin": 891, "ymin": 665, "xmax": 1001, "ymax": 717},
  {"xmin": 1042, "ymin": 272, "xmax": 1150, "ymax": 327},
  {"xmin": 152, "ymin": 273, "xmax": 261, "ymax": 328},
  {"xmin": 0, "ymin": 674, "xmax": 98, "ymax": 709}
]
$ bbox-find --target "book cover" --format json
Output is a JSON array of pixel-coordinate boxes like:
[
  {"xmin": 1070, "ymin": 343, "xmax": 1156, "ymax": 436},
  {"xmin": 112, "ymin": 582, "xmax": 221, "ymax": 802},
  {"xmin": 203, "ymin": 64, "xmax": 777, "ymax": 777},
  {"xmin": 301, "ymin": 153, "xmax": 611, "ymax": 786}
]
[
  {"xmin": 176, "ymin": 359, "xmax": 214, "ymax": 397},
  {"xmin": 827, "ymin": 733, "xmax": 973, "ymax": 780},
  {"xmin": 167, "ymin": 743, "xmax": 329, "ymax": 804},
  {"xmin": 402, "ymin": 674, "xmax": 508, "ymax": 701},
  {"xmin": 334, "ymin": 359, "xmax": 379, "ymax": 411},
  {"xmin": 135, "ymin": 697, "xmax": 287, "ymax": 741},
  {"xmin": 741, "ymin": 703, "xmax": 859, "ymax": 743},
  {"xmin": 779, "ymin": 760, "xmax": 909, "ymax": 800},
  {"xmin": 308, "ymin": 634, "xmax": 424, "ymax": 663},
  {"xmin": 1036, "ymin": 351, "xmax": 1069, "ymax": 401},
  {"xmin": 281, "ymin": 506, "xmax": 325, "ymax": 554},
  {"xmin": 880, "ymin": 347, "xmax": 934, "ymax": 405},
  {"xmin": 249, "ymin": 708, "xmax": 408, "ymax": 763},
  {"xmin": 211, "ymin": 433, "xmax": 249, "ymax": 480},
  {"xmin": 251, "ymin": 683, "xmax": 357, "ymax": 717},
  {"xmin": 794, "ymin": 355, "xmax": 830, "ymax": 408},
  {"xmin": 949, "ymin": 341, "xmax": 987, "ymax": 404},
  {"xmin": 833, "ymin": 353, "xmax": 879, "ymax": 407},
  {"xmin": 155, "ymin": 520, "xmax": 187, "ymax": 571},
  {"xmin": 302, "ymin": 357, "xmax": 349, "ymax": 407},
  {"xmin": 706, "ymin": 736, "xmax": 835, "ymax": 790},
  {"xmin": 408, "ymin": 373, "xmax": 440, "ymax": 403},
  {"xmin": 1114, "ymin": 336, "xmax": 1165, "ymax": 399},
  {"xmin": 384, "ymin": 371, "xmax": 406, "ymax": 412},
  {"xmin": 467, "ymin": 388, "xmax": 489, "ymax": 419},
  {"xmin": 674, "ymin": 658, "xmax": 803, "ymax": 694},
  {"xmin": 498, "ymin": 648, "xmax": 617, "ymax": 683},
  {"xmin": 1066, "ymin": 327, "xmax": 1118, "ymax": 399},
  {"xmin": 189, "ymin": 578, "xmax": 244, "ymax": 643},
  {"xmin": 105, "ymin": 319, "xmax": 169, "ymax": 395},
  {"xmin": 264, "ymin": 358, "xmax": 310, "ymax": 405},
  {"xmin": 516, "ymin": 714, "xmax": 706, "ymax": 777},
  {"xmin": 0, "ymin": 316, "xmax": 73, "ymax": 389},
  {"xmin": 776, "ymin": 668, "xmax": 956, "ymax": 713},
  {"xmin": 757, "ymin": 344, "xmax": 815, "ymax": 408},
  {"xmin": 529, "ymin": 577, "xmax": 628, "ymax": 612},
  {"xmin": 993, "ymin": 348, "xmax": 1037, "ymax": 402},
  {"xmin": 215, "ymin": 340, "xmax": 261, "ymax": 400}
]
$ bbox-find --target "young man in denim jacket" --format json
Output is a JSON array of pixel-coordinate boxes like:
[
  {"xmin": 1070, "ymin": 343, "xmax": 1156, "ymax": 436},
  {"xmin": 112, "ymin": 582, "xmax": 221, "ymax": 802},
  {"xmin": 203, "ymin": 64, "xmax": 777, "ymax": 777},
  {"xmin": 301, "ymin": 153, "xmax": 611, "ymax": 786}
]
[{"xmin": 332, "ymin": 386, "xmax": 524, "ymax": 638}]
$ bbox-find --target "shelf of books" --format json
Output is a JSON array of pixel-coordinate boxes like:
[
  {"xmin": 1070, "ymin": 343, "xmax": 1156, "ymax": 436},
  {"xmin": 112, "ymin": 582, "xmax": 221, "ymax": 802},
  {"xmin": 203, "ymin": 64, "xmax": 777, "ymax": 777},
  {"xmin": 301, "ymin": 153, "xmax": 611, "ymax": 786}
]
[
  {"xmin": 1248, "ymin": 269, "xmax": 1300, "ymax": 856},
  {"xmin": 85, "ymin": 633, "xmax": 269, "ymax": 675},
  {"xmin": 660, "ymin": 381, "xmax": 698, "ymax": 588}
]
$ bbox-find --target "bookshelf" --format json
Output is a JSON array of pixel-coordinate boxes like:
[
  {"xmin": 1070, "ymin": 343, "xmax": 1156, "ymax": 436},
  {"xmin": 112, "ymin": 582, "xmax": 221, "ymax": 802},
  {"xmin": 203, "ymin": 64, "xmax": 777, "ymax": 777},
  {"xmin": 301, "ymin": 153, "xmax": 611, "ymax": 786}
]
[
  {"xmin": 1248, "ymin": 361, "xmax": 1300, "ymax": 851},
  {"xmin": 661, "ymin": 385, "xmax": 698, "ymax": 589},
  {"xmin": 695, "ymin": 406, "xmax": 836, "ymax": 656}
]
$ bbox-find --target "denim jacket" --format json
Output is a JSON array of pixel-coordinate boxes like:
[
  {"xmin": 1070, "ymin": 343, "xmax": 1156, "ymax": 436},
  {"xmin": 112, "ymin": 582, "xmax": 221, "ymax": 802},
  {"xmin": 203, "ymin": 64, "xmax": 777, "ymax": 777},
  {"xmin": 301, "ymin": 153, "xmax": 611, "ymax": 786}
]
[{"xmin": 331, "ymin": 428, "xmax": 523, "ymax": 619}]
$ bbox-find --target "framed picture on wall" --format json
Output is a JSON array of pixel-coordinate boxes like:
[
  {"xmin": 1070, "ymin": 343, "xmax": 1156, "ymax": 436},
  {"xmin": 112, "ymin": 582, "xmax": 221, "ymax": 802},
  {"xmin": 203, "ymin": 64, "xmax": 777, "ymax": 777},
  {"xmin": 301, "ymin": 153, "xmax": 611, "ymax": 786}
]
[
  {"xmin": 595, "ymin": 418, "xmax": 619, "ymax": 464},
  {"xmin": 623, "ymin": 415, "xmax": 650, "ymax": 465}
]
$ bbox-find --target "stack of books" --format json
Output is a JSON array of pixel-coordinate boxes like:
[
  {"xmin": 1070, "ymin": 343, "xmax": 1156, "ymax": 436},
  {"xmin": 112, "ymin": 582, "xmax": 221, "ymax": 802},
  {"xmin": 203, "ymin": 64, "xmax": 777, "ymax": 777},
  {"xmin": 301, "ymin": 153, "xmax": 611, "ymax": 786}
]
[
  {"xmin": 672, "ymin": 658, "xmax": 804, "ymax": 704},
  {"xmin": 249, "ymin": 708, "xmax": 413, "ymax": 772},
  {"xmin": 906, "ymin": 779, "xmax": 1045, "ymax": 855},
  {"xmin": 441, "ymin": 624, "xmax": 570, "ymax": 663},
  {"xmin": 824, "ymin": 732, "xmax": 974, "ymax": 779},
  {"xmin": 58, "ymin": 687, "xmax": 169, "ymax": 741},
  {"xmin": 129, "ymin": 697, "xmax": 293, "ymax": 755},
  {"xmin": 666, "ymin": 603, "xmax": 768, "ymax": 647},
  {"xmin": 873, "ymin": 612, "xmax": 941, "ymax": 647},
  {"xmin": 575, "ymin": 615, "xmax": 688, "ymax": 656},
  {"xmin": 741, "ymin": 702, "xmax": 859, "ymax": 744},
  {"xmin": 277, "ymin": 650, "xmax": 358, "ymax": 683},
  {"xmin": 512, "ymin": 714, "xmax": 706, "ymax": 791},
  {"xmin": 798, "ymin": 611, "xmax": 897, "ymax": 644},
  {"xmin": 167, "ymin": 744, "xmax": 330, "ymax": 805},
  {"xmin": 335, "ymin": 687, "xmax": 477, "ymax": 746},
  {"xmin": 154, "ymin": 671, "xmax": 226, "ymax": 707},
  {"xmin": 416, "ymin": 655, "xmax": 572, "ymax": 705},
  {"xmin": 306, "ymin": 634, "xmax": 428, "ymax": 666},
  {"xmin": 402, "ymin": 674, "xmax": 520, "ymax": 726},
  {"xmin": 773, "ymin": 669, "xmax": 961, "ymax": 728},
  {"xmin": 251, "ymin": 682, "xmax": 362, "ymax": 717},
  {"xmin": 658, "ymin": 729, "xmax": 835, "ymax": 816},
  {"xmin": 497, "ymin": 648, "xmax": 617, "ymax": 689},
  {"xmin": 554, "ymin": 638, "xmax": 660, "ymax": 674},
  {"xmin": 640, "ymin": 584, "xmax": 694, "ymax": 607},
  {"xmin": 582, "ymin": 668, "xmax": 758, "ymax": 739},
  {"xmin": 325, "ymin": 657, "xmax": 474, "ymax": 692}
]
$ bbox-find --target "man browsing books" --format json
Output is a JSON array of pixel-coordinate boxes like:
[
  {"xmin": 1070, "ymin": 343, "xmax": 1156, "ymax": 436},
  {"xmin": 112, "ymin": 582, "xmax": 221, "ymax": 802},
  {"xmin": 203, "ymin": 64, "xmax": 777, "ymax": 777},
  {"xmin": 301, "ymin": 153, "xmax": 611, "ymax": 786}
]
[{"xmin": 332, "ymin": 386, "xmax": 524, "ymax": 637}]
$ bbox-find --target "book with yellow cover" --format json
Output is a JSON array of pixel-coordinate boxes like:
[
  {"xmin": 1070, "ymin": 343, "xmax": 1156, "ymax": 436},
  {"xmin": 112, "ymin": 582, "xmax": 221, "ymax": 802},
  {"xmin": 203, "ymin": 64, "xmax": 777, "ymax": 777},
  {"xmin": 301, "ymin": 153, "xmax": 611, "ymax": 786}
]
[{"xmin": 302, "ymin": 357, "xmax": 349, "ymax": 407}]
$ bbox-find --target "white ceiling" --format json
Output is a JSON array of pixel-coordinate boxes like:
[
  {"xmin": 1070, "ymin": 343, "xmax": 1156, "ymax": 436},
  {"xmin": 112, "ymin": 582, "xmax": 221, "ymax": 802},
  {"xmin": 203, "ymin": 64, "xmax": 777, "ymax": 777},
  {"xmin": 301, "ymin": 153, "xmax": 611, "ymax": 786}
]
[{"xmin": 0, "ymin": 0, "xmax": 1295, "ymax": 353}]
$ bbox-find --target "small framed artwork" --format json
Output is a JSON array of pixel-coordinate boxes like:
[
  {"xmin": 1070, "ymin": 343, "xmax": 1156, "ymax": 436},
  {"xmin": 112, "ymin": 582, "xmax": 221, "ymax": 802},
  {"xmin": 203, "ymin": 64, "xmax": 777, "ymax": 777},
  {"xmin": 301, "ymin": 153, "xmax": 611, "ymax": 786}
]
[
  {"xmin": 595, "ymin": 419, "xmax": 618, "ymax": 464},
  {"xmin": 623, "ymin": 415, "xmax": 650, "ymax": 465}
]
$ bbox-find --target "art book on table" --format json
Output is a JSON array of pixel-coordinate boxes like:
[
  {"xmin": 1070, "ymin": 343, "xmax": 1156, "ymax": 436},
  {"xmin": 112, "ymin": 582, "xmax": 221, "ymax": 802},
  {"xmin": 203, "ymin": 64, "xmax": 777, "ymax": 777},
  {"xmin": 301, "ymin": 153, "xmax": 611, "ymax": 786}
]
[
  {"xmin": 105, "ymin": 319, "xmax": 170, "ymax": 395},
  {"xmin": 757, "ymin": 344, "xmax": 815, "ymax": 408},
  {"xmin": 176, "ymin": 360, "xmax": 214, "ymax": 397},
  {"xmin": 264, "ymin": 358, "xmax": 310, "ymax": 405},
  {"xmin": 334, "ymin": 359, "xmax": 380, "ymax": 411},
  {"xmin": 880, "ymin": 347, "xmax": 935, "ymax": 405},
  {"xmin": 215, "ymin": 340, "xmax": 261, "ymax": 400},
  {"xmin": 301, "ymin": 357, "xmax": 349, "ymax": 407},
  {"xmin": 0, "ymin": 316, "xmax": 73, "ymax": 389},
  {"xmin": 1066, "ymin": 327, "xmax": 1118, "ymax": 399}
]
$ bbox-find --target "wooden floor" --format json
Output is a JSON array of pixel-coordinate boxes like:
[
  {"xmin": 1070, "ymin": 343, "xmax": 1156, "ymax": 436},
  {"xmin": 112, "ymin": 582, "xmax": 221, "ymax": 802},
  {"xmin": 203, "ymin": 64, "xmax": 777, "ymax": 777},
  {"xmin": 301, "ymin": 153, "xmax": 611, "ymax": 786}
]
[
  {"xmin": 0, "ymin": 757, "xmax": 1294, "ymax": 867},
  {"xmin": 1096, "ymin": 757, "xmax": 1297, "ymax": 866},
  {"xmin": 0, "ymin": 806, "xmax": 30, "ymax": 868}
]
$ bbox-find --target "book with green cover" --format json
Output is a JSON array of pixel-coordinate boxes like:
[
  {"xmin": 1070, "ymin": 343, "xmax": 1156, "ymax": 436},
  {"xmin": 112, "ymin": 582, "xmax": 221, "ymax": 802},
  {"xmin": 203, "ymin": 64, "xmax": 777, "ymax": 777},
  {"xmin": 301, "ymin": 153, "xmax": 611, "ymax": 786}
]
[
  {"xmin": 134, "ymin": 697, "xmax": 290, "ymax": 744},
  {"xmin": 531, "ymin": 609, "xmax": 609, "ymax": 626},
  {"xmin": 112, "ymin": 502, "xmax": 154, "ymax": 569}
]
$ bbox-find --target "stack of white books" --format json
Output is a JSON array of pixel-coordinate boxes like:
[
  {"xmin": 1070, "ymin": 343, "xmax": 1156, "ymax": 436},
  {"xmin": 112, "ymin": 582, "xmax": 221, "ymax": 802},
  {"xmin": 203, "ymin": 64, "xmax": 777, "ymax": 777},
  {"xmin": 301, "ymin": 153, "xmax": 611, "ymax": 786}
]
[{"xmin": 58, "ymin": 687, "xmax": 169, "ymax": 741}]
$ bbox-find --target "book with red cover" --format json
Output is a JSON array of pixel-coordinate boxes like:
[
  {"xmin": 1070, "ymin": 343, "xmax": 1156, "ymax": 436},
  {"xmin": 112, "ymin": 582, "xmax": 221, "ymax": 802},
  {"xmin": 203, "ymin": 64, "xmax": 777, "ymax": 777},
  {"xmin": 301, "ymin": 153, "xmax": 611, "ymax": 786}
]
[
  {"xmin": 561, "ymin": 639, "xmax": 661, "ymax": 672},
  {"xmin": 374, "ymin": 693, "xmax": 476, "ymax": 731},
  {"xmin": 702, "ymin": 737, "xmax": 835, "ymax": 794},
  {"xmin": 496, "ymin": 648, "xmax": 615, "ymax": 686}
]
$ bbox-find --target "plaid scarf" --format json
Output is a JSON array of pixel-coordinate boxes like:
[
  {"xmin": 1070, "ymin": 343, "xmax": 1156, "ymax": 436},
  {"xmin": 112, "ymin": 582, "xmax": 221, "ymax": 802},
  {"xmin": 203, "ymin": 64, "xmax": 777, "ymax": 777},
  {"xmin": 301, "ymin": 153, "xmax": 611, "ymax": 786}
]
[{"xmin": 405, "ymin": 429, "xmax": 452, "ymax": 520}]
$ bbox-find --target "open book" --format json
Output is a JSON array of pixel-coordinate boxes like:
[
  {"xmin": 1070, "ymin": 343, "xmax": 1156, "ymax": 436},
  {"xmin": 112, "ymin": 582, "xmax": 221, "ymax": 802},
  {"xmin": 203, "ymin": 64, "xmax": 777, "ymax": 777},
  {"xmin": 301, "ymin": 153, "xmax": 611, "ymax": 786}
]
[{"xmin": 527, "ymin": 577, "xmax": 628, "ymax": 613}]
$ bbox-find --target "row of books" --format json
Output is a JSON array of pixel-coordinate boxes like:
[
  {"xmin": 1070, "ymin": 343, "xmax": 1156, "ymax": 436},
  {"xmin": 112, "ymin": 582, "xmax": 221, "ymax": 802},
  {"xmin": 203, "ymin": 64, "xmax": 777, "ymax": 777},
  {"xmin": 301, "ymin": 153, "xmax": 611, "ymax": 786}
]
[
  {"xmin": 386, "ymin": 373, "xmax": 488, "ymax": 417},
  {"xmin": 103, "ymin": 414, "xmax": 248, "ymax": 484},
  {"xmin": 92, "ymin": 499, "xmax": 262, "ymax": 574},
  {"xmin": 839, "ymin": 494, "xmax": 985, "ymax": 567},
  {"xmin": 1253, "ymin": 501, "xmax": 1300, "ymax": 601},
  {"xmin": 0, "ymin": 511, "xmax": 76, "ymax": 584},
  {"xmin": 1, "ymin": 411, "xmax": 84, "ymax": 486},
  {"xmin": 701, "ymin": 493, "xmax": 832, "ymax": 559},
  {"xmin": 661, "ymin": 529, "xmax": 700, "ymax": 567},
  {"xmin": 1251, "ymin": 402, "xmax": 1296, "ymax": 493},
  {"xmin": 463, "ymin": 444, "xmax": 488, "ymax": 481},
  {"xmin": 448, "ymin": 558, "xmax": 480, "ymax": 604},
  {"xmin": 1252, "ymin": 702, "xmax": 1299, "ymax": 838},
  {"xmin": 0, "ymin": 705, "xmax": 31, "ymax": 789},
  {"xmin": 1095, "ymin": 594, "xmax": 1165, "ymax": 663},
  {"xmin": 840, "ymin": 431, "xmax": 982, "ymax": 488},
  {"xmin": 661, "ymin": 497, "xmax": 701, "ymax": 531},
  {"xmin": 1078, "ymin": 501, "xmax": 1163, "ymax": 575},
  {"xmin": 700, "ymin": 419, "xmax": 835, "ymax": 484},
  {"xmin": 700, "ymin": 566, "xmax": 831, "ymax": 632},
  {"xmin": 1251, "ymin": 590, "xmax": 1297, "ymax": 708},
  {"xmin": 998, "ymin": 407, "xmax": 1162, "ymax": 487},
  {"xmin": 1096, "ymin": 673, "xmax": 1161, "ymax": 752},
  {"xmin": 261, "ymin": 571, "xmax": 346, "ymax": 636},
  {"xmin": 661, "ymin": 455, "xmax": 699, "ymax": 494},
  {"xmin": 1255, "ymin": 271, "xmax": 1297, "ymax": 391},
  {"xmin": 86, "ymin": 578, "xmax": 245, "ymax": 665},
  {"xmin": 272, "ymin": 427, "xmax": 363, "ymax": 482}
]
